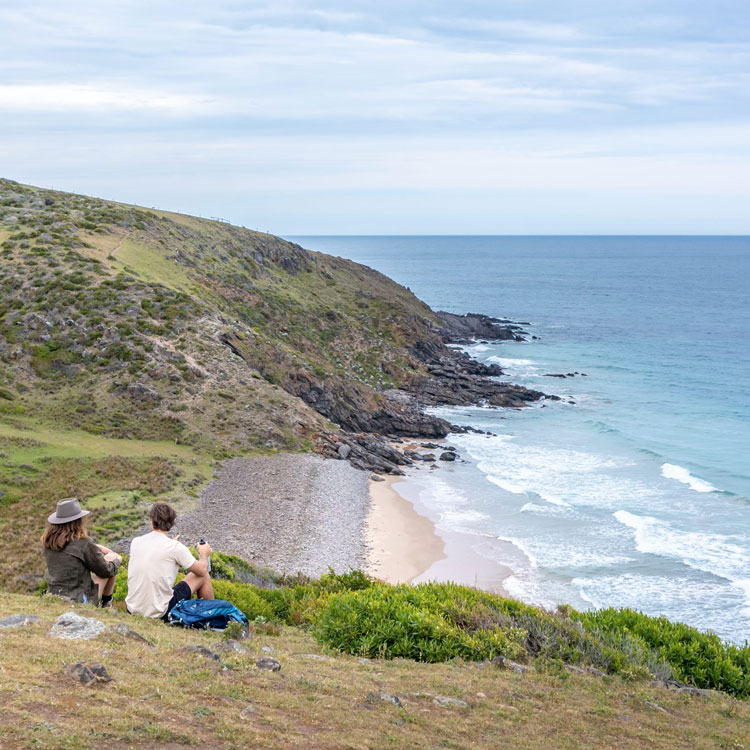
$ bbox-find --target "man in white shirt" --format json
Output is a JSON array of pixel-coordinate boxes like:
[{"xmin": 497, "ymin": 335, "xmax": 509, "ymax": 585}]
[{"xmin": 126, "ymin": 501, "xmax": 214, "ymax": 620}]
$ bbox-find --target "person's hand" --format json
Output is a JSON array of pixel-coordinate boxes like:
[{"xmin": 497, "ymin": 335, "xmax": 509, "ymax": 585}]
[
  {"xmin": 96, "ymin": 543, "xmax": 112, "ymax": 555},
  {"xmin": 197, "ymin": 542, "xmax": 212, "ymax": 558}
]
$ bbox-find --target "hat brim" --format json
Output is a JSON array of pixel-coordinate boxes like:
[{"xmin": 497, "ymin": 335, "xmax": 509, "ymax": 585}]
[{"xmin": 47, "ymin": 509, "xmax": 90, "ymax": 525}]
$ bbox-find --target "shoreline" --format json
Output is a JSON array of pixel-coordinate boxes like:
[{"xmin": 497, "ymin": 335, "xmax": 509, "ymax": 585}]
[{"xmin": 365, "ymin": 462, "xmax": 514, "ymax": 595}]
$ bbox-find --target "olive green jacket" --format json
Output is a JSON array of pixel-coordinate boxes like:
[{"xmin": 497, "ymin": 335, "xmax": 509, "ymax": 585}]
[{"xmin": 44, "ymin": 537, "xmax": 119, "ymax": 605}]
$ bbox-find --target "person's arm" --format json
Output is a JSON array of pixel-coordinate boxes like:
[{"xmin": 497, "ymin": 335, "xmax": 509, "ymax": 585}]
[
  {"xmin": 82, "ymin": 538, "xmax": 120, "ymax": 579},
  {"xmin": 174, "ymin": 540, "xmax": 211, "ymax": 576},
  {"xmin": 186, "ymin": 541, "xmax": 212, "ymax": 576}
]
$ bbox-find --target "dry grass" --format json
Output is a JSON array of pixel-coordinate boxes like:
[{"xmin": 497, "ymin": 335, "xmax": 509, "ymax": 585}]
[{"xmin": 0, "ymin": 592, "xmax": 748, "ymax": 750}]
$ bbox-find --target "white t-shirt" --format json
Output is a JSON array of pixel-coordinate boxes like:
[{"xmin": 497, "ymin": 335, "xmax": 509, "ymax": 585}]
[{"xmin": 126, "ymin": 531, "xmax": 196, "ymax": 618}]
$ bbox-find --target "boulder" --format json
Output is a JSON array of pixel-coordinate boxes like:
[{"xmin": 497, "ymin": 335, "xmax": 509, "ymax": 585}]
[
  {"xmin": 256, "ymin": 657, "xmax": 281, "ymax": 672},
  {"xmin": 65, "ymin": 661, "xmax": 112, "ymax": 685},
  {"xmin": 0, "ymin": 614, "xmax": 41, "ymax": 629},
  {"xmin": 439, "ymin": 452, "xmax": 456, "ymax": 462},
  {"xmin": 50, "ymin": 612, "xmax": 105, "ymax": 640}
]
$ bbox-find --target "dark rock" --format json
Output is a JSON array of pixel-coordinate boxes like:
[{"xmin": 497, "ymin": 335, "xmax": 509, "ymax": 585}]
[
  {"xmin": 436, "ymin": 311, "xmax": 528, "ymax": 343},
  {"xmin": 256, "ymin": 657, "xmax": 281, "ymax": 672},
  {"xmin": 367, "ymin": 690, "xmax": 402, "ymax": 707},
  {"xmin": 125, "ymin": 382, "xmax": 160, "ymax": 403},
  {"xmin": 439, "ymin": 452, "xmax": 456, "ymax": 462},
  {"xmin": 544, "ymin": 373, "xmax": 567, "ymax": 378},
  {"xmin": 420, "ymin": 442, "xmax": 440, "ymax": 449},
  {"xmin": 180, "ymin": 645, "xmax": 220, "ymax": 660},
  {"xmin": 421, "ymin": 453, "xmax": 437, "ymax": 461},
  {"xmin": 0, "ymin": 614, "xmax": 41, "ymax": 629},
  {"xmin": 370, "ymin": 474, "xmax": 385, "ymax": 482},
  {"xmin": 65, "ymin": 661, "xmax": 112, "ymax": 685}
]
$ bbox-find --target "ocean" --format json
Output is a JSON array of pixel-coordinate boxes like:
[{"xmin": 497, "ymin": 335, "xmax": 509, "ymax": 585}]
[{"xmin": 289, "ymin": 235, "xmax": 750, "ymax": 644}]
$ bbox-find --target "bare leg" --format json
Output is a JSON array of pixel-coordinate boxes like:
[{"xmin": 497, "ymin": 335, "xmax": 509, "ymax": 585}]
[
  {"xmin": 183, "ymin": 571, "xmax": 215, "ymax": 600},
  {"xmin": 92, "ymin": 551, "xmax": 119, "ymax": 599}
]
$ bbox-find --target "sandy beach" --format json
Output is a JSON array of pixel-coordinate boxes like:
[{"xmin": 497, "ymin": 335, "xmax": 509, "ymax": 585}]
[
  {"xmin": 365, "ymin": 467, "xmax": 514, "ymax": 594},
  {"xmin": 175, "ymin": 451, "xmax": 516, "ymax": 594}
]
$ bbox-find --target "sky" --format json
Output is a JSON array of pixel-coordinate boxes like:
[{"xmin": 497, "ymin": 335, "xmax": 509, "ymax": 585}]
[{"xmin": 1, "ymin": 1, "xmax": 749, "ymax": 234}]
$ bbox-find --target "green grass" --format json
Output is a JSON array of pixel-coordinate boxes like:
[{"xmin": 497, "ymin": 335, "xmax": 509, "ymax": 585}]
[{"xmin": 1, "ymin": 590, "xmax": 749, "ymax": 750}]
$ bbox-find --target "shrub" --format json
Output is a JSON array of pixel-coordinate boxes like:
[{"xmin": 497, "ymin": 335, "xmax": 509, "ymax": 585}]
[
  {"xmin": 577, "ymin": 608, "xmax": 750, "ymax": 698},
  {"xmin": 314, "ymin": 583, "xmax": 527, "ymax": 663}
]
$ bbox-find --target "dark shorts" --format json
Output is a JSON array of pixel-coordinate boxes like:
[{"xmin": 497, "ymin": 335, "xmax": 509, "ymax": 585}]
[{"xmin": 162, "ymin": 580, "xmax": 193, "ymax": 621}]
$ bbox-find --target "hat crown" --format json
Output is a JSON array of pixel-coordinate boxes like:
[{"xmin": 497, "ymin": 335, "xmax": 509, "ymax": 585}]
[{"xmin": 56, "ymin": 497, "xmax": 81, "ymax": 519}]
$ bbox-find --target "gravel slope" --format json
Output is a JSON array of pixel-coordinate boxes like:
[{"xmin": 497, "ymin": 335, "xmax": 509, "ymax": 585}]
[{"xmin": 175, "ymin": 454, "xmax": 370, "ymax": 577}]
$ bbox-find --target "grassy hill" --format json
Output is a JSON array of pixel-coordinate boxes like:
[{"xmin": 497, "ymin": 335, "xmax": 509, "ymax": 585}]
[
  {"xmin": 1, "ymin": 589, "xmax": 749, "ymax": 750},
  {"xmin": 0, "ymin": 178, "xmax": 462, "ymax": 588}
]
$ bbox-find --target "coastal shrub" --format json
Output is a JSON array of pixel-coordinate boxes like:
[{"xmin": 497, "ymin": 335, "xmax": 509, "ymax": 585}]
[
  {"xmin": 577, "ymin": 608, "xmax": 750, "ymax": 698},
  {"xmin": 211, "ymin": 580, "xmax": 275, "ymax": 621},
  {"xmin": 314, "ymin": 583, "xmax": 527, "ymax": 662}
]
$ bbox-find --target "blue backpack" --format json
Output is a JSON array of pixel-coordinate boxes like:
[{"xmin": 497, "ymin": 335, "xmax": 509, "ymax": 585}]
[{"xmin": 167, "ymin": 598, "xmax": 249, "ymax": 630}]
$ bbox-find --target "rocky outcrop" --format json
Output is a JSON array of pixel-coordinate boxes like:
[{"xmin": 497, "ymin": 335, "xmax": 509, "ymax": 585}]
[{"xmin": 435, "ymin": 312, "xmax": 528, "ymax": 343}]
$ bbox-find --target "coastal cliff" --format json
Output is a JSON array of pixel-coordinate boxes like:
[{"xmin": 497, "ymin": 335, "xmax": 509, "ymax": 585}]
[{"xmin": 0, "ymin": 178, "xmax": 550, "ymax": 587}]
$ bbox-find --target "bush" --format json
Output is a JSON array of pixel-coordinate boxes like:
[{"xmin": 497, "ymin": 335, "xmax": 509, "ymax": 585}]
[
  {"xmin": 314, "ymin": 583, "xmax": 527, "ymax": 662},
  {"xmin": 577, "ymin": 608, "xmax": 750, "ymax": 698}
]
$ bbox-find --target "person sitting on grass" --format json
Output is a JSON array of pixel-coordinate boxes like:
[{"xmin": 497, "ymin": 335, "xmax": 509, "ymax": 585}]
[
  {"xmin": 42, "ymin": 497, "xmax": 122, "ymax": 607},
  {"xmin": 126, "ymin": 501, "xmax": 214, "ymax": 620}
]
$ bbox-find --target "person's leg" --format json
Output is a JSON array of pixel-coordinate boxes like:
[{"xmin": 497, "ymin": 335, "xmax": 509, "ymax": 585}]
[
  {"xmin": 182, "ymin": 571, "xmax": 215, "ymax": 600},
  {"xmin": 92, "ymin": 551, "xmax": 119, "ymax": 600}
]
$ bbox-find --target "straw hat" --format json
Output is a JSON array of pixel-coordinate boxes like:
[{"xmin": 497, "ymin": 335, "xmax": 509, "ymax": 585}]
[{"xmin": 47, "ymin": 497, "xmax": 90, "ymax": 525}]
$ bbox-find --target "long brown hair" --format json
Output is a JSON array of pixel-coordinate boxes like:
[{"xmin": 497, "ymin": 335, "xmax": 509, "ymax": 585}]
[{"xmin": 41, "ymin": 518, "xmax": 86, "ymax": 551}]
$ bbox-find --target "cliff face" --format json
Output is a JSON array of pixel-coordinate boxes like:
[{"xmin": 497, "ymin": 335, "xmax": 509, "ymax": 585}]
[{"xmin": 0, "ymin": 178, "xmax": 546, "ymax": 471}]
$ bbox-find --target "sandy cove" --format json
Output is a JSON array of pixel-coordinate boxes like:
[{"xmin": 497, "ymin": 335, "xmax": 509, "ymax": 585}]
[{"xmin": 175, "ymin": 451, "xmax": 513, "ymax": 593}]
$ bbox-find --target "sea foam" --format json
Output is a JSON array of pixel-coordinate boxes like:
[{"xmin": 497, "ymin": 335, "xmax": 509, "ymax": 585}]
[
  {"xmin": 614, "ymin": 509, "xmax": 750, "ymax": 589},
  {"xmin": 661, "ymin": 463, "xmax": 718, "ymax": 493}
]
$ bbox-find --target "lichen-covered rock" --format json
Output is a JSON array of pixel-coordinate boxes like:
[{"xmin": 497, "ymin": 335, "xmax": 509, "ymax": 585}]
[
  {"xmin": 50, "ymin": 612, "xmax": 105, "ymax": 640},
  {"xmin": 0, "ymin": 614, "xmax": 41, "ymax": 629}
]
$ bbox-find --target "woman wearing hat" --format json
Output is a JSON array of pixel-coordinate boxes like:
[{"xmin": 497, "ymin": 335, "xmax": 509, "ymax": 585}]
[{"xmin": 42, "ymin": 497, "xmax": 122, "ymax": 607}]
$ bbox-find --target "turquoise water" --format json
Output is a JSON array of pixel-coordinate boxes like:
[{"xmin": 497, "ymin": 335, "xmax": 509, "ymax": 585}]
[{"xmin": 290, "ymin": 236, "xmax": 750, "ymax": 643}]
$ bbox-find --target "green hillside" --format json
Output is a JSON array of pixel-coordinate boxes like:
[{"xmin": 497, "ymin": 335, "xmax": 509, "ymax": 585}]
[{"xmin": 0, "ymin": 178, "xmax": 454, "ymax": 587}]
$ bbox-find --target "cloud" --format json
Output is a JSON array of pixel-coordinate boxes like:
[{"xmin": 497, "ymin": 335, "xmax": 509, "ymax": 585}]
[{"xmin": 0, "ymin": 1, "xmax": 748, "ymax": 231}]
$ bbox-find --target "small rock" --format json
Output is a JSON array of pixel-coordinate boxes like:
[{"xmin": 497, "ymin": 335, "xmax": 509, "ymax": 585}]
[
  {"xmin": 180, "ymin": 645, "xmax": 220, "ymax": 660},
  {"xmin": 439, "ymin": 452, "xmax": 456, "ymax": 462},
  {"xmin": 256, "ymin": 657, "xmax": 281, "ymax": 672},
  {"xmin": 370, "ymin": 474, "xmax": 385, "ymax": 482},
  {"xmin": 50, "ymin": 612, "xmax": 105, "ymax": 640},
  {"xmin": 476, "ymin": 692, "xmax": 486, "ymax": 698},
  {"xmin": 367, "ymin": 690, "xmax": 402, "ymax": 707},
  {"xmin": 432, "ymin": 696, "xmax": 468, "ymax": 708},
  {"xmin": 585, "ymin": 666, "xmax": 604, "ymax": 677},
  {"xmin": 106, "ymin": 623, "xmax": 154, "ymax": 647},
  {"xmin": 565, "ymin": 664, "xmax": 585, "ymax": 674},
  {"xmin": 337, "ymin": 444, "xmax": 352, "ymax": 460},
  {"xmin": 298, "ymin": 653, "xmax": 329, "ymax": 661},
  {"xmin": 261, "ymin": 645, "xmax": 274, "ymax": 653},
  {"xmin": 219, "ymin": 639, "xmax": 251, "ymax": 654},
  {"xmin": 492, "ymin": 655, "xmax": 528, "ymax": 673},
  {"xmin": 421, "ymin": 453, "xmax": 437, "ymax": 461},
  {"xmin": 239, "ymin": 704, "xmax": 256, "ymax": 719},
  {"xmin": 65, "ymin": 662, "xmax": 112, "ymax": 685},
  {"xmin": 0, "ymin": 614, "xmax": 41, "ymax": 629}
]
